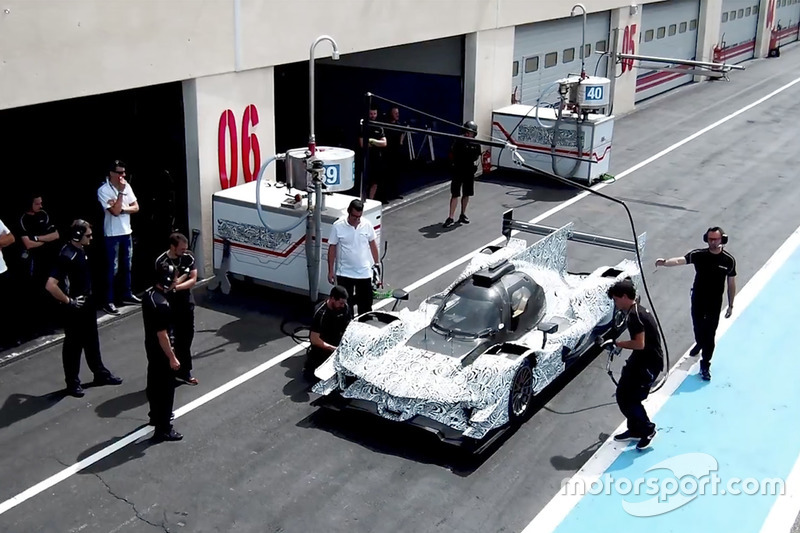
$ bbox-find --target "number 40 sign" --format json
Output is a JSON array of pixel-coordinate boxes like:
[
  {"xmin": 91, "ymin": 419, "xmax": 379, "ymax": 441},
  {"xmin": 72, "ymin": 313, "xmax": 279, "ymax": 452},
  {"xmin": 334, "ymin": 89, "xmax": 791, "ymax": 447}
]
[{"xmin": 218, "ymin": 104, "xmax": 262, "ymax": 190}]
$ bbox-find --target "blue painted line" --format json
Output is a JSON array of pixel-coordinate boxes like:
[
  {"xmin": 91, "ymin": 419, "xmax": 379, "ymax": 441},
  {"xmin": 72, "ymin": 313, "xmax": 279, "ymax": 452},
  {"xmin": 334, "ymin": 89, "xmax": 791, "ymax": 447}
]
[{"xmin": 554, "ymin": 244, "xmax": 800, "ymax": 532}]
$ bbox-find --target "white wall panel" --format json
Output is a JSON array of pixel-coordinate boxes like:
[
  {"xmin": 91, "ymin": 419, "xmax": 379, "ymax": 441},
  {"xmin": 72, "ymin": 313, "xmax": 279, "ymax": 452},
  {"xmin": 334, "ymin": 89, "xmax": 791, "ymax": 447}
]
[{"xmin": 636, "ymin": 0, "xmax": 701, "ymax": 102}]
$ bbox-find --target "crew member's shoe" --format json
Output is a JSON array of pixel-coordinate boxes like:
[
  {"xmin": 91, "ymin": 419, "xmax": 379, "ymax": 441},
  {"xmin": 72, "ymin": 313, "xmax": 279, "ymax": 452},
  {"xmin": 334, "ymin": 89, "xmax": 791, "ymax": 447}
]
[
  {"xmin": 122, "ymin": 294, "xmax": 142, "ymax": 305},
  {"xmin": 689, "ymin": 344, "xmax": 701, "ymax": 356},
  {"xmin": 637, "ymin": 430, "xmax": 656, "ymax": 450},
  {"xmin": 66, "ymin": 385, "xmax": 85, "ymax": 398},
  {"xmin": 103, "ymin": 303, "xmax": 120, "ymax": 315},
  {"xmin": 701, "ymin": 368, "xmax": 712, "ymax": 381},
  {"xmin": 613, "ymin": 430, "xmax": 639, "ymax": 442},
  {"xmin": 442, "ymin": 218, "xmax": 455, "ymax": 228},
  {"xmin": 175, "ymin": 374, "xmax": 199, "ymax": 386},
  {"xmin": 152, "ymin": 429, "xmax": 183, "ymax": 442},
  {"xmin": 458, "ymin": 214, "xmax": 470, "ymax": 224}
]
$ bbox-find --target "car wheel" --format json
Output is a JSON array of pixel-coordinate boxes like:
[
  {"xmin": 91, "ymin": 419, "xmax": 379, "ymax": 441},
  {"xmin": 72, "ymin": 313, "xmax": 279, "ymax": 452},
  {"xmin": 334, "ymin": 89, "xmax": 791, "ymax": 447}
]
[{"xmin": 509, "ymin": 360, "xmax": 534, "ymax": 423}]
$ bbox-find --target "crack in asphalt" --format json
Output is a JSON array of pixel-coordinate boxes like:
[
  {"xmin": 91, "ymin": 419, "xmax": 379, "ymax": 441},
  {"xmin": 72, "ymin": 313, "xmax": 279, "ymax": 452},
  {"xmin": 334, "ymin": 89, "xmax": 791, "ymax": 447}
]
[{"xmin": 52, "ymin": 457, "xmax": 170, "ymax": 532}]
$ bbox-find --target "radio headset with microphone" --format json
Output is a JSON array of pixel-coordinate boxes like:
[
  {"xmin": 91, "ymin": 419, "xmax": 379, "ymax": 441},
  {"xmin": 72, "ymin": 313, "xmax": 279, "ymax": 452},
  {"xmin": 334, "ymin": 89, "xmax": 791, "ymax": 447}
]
[
  {"xmin": 702, "ymin": 226, "xmax": 729, "ymax": 245},
  {"xmin": 70, "ymin": 220, "xmax": 90, "ymax": 242}
]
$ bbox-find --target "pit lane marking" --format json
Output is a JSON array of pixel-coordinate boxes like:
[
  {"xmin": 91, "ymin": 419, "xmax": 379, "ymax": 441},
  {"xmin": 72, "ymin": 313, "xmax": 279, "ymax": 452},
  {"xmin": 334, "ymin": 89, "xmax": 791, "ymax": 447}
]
[
  {"xmin": 521, "ymin": 223, "xmax": 800, "ymax": 533},
  {"xmin": 2, "ymin": 72, "xmax": 800, "ymax": 519}
]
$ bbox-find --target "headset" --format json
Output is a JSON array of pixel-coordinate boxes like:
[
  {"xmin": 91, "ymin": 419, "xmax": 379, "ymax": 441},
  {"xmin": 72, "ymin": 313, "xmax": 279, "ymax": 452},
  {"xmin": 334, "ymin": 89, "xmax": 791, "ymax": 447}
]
[
  {"xmin": 70, "ymin": 219, "xmax": 91, "ymax": 242},
  {"xmin": 702, "ymin": 226, "xmax": 729, "ymax": 245},
  {"xmin": 156, "ymin": 263, "xmax": 177, "ymax": 288}
]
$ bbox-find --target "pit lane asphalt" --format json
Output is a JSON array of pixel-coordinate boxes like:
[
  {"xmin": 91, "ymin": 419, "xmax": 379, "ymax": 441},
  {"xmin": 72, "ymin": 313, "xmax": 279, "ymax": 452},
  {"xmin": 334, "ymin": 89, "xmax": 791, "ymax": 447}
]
[{"xmin": 2, "ymin": 48, "xmax": 800, "ymax": 533}]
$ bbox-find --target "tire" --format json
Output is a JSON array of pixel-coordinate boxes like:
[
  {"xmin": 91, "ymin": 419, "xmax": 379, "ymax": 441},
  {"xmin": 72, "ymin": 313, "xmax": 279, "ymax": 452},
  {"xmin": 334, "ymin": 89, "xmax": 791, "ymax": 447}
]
[{"xmin": 508, "ymin": 360, "xmax": 534, "ymax": 424}]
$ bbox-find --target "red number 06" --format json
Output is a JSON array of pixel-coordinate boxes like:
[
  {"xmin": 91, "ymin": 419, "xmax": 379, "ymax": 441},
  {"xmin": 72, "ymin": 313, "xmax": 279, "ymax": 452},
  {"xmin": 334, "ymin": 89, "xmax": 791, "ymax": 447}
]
[
  {"xmin": 621, "ymin": 24, "xmax": 637, "ymax": 74},
  {"xmin": 218, "ymin": 104, "xmax": 262, "ymax": 190}
]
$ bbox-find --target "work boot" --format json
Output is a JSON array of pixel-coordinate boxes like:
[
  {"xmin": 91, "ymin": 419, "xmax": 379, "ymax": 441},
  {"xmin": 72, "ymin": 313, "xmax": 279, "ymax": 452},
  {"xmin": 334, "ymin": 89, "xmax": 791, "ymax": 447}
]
[
  {"xmin": 613, "ymin": 430, "xmax": 638, "ymax": 442},
  {"xmin": 66, "ymin": 385, "xmax": 85, "ymax": 398}
]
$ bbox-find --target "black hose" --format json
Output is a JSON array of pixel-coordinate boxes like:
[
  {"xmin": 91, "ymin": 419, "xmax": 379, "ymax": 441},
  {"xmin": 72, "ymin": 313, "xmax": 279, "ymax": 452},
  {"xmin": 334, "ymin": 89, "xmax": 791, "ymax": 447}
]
[{"xmin": 515, "ymin": 159, "xmax": 670, "ymax": 392}]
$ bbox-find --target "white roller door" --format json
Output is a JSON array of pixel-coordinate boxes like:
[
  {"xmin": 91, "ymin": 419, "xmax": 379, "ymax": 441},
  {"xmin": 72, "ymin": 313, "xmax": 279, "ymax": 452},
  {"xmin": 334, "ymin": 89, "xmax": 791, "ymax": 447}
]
[
  {"xmin": 775, "ymin": 0, "xmax": 800, "ymax": 46},
  {"xmin": 636, "ymin": 0, "xmax": 701, "ymax": 102},
  {"xmin": 719, "ymin": 0, "xmax": 759, "ymax": 62},
  {"xmin": 512, "ymin": 13, "xmax": 611, "ymax": 106}
]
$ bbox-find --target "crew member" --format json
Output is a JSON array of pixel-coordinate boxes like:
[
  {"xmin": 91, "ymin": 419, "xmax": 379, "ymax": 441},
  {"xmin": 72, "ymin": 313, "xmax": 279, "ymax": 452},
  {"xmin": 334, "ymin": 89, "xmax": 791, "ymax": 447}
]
[
  {"xmin": 655, "ymin": 227, "xmax": 736, "ymax": 381},
  {"xmin": 327, "ymin": 199, "xmax": 380, "ymax": 316},
  {"xmin": 443, "ymin": 120, "xmax": 482, "ymax": 228},
  {"xmin": 155, "ymin": 232, "xmax": 198, "ymax": 386},
  {"xmin": 605, "ymin": 279, "xmax": 664, "ymax": 450},
  {"xmin": 143, "ymin": 263, "xmax": 183, "ymax": 441},
  {"xmin": 305, "ymin": 285, "xmax": 351, "ymax": 379},
  {"xmin": 360, "ymin": 106, "xmax": 387, "ymax": 201},
  {"xmin": 19, "ymin": 194, "xmax": 60, "ymax": 336},
  {"xmin": 45, "ymin": 220, "xmax": 123, "ymax": 397}
]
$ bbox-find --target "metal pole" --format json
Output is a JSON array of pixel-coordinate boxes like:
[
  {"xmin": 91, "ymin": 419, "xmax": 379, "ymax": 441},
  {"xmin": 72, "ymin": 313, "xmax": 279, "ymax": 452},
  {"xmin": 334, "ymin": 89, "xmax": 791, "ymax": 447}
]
[
  {"xmin": 307, "ymin": 35, "xmax": 339, "ymax": 302},
  {"xmin": 616, "ymin": 52, "xmax": 746, "ymax": 70},
  {"xmin": 571, "ymin": 4, "xmax": 588, "ymax": 77},
  {"xmin": 309, "ymin": 35, "xmax": 340, "ymax": 155}
]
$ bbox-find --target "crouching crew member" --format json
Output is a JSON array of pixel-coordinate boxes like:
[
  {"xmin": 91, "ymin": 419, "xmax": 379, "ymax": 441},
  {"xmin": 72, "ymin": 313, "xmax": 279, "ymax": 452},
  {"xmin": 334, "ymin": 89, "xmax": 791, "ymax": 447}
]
[
  {"xmin": 155, "ymin": 232, "xmax": 198, "ymax": 386},
  {"xmin": 143, "ymin": 263, "xmax": 183, "ymax": 441},
  {"xmin": 45, "ymin": 220, "xmax": 123, "ymax": 397},
  {"xmin": 305, "ymin": 285, "xmax": 351, "ymax": 380},
  {"xmin": 605, "ymin": 279, "xmax": 664, "ymax": 450}
]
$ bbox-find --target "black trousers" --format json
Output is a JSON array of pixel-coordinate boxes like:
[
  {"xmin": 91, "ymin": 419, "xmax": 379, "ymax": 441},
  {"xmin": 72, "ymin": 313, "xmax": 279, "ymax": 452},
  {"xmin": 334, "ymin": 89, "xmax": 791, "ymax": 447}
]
[
  {"xmin": 616, "ymin": 365, "xmax": 657, "ymax": 438},
  {"xmin": 173, "ymin": 304, "xmax": 195, "ymax": 377},
  {"xmin": 336, "ymin": 276, "xmax": 373, "ymax": 316},
  {"xmin": 146, "ymin": 353, "xmax": 176, "ymax": 434},
  {"xmin": 691, "ymin": 292, "xmax": 722, "ymax": 370},
  {"xmin": 62, "ymin": 304, "xmax": 110, "ymax": 389}
]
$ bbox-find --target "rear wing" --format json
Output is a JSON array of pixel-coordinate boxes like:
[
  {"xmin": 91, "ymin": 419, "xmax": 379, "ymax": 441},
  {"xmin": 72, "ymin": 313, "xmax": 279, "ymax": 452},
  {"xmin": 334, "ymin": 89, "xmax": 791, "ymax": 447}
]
[{"xmin": 501, "ymin": 209, "xmax": 646, "ymax": 256}]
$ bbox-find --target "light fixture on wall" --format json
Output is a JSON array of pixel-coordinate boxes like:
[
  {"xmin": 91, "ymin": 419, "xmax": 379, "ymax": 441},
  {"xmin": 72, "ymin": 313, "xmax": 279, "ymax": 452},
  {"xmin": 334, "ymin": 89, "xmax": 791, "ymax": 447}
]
[{"xmin": 629, "ymin": 3, "xmax": 639, "ymax": 16}]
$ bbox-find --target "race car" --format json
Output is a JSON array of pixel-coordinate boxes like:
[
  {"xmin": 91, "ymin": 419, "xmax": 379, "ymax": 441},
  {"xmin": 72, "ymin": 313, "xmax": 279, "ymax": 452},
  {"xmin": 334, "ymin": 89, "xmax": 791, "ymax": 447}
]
[{"xmin": 311, "ymin": 221, "xmax": 642, "ymax": 447}]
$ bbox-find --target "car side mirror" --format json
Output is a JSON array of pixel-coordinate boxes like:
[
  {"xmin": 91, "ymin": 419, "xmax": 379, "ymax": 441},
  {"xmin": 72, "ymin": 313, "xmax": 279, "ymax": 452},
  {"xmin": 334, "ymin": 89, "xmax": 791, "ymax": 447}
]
[
  {"xmin": 536, "ymin": 321, "xmax": 558, "ymax": 349},
  {"xmin": 392, "ymin": 289, "xmax": 409, "ymax": 301},
  {"xmin": 537, "ymin": 322, "xmax": 558, "ymax": 334}
]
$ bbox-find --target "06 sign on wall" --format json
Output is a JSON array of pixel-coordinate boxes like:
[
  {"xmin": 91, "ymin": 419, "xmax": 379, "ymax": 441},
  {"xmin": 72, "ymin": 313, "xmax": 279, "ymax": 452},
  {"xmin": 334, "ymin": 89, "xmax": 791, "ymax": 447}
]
[
  {"xmin": 218, "ymin": 104, "xmax": 262, "ymax": 190},
  {"xmin": 621, "ymin": 24, "xmax": 637, "ymax": 74}
]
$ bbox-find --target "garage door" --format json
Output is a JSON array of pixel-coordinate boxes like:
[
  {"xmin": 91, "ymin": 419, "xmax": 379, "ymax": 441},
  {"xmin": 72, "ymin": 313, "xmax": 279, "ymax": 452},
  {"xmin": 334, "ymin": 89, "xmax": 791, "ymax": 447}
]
[
  {"xmin": 775, "ymin": 0, "xmax": 800, "ymax": 46},
  {"xmin": 719, "ymin": 0, "xmax": 759, "ymax": 62},
  {"xmin": 512, "ymin": 12, "xmax": 611, "ymax": 106},
  {"xmin": 636, "ymin": 0, "xmax": 701, "ymax": 102}
]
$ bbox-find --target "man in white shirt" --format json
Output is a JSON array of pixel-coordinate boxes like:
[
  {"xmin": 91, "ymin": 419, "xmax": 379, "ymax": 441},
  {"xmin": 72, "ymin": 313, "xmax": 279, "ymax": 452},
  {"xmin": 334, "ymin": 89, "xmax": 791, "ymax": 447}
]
[
  {"xmin": 97, "ymin": 160, "xmax": 140, "ymax": 315},
  {"xmin": 0, "ymin": 218, "xmax": 20, "ymax": 349},
  {"xmin": 327, "ymin": 199, "xmax": 380, "ymax": 315}
]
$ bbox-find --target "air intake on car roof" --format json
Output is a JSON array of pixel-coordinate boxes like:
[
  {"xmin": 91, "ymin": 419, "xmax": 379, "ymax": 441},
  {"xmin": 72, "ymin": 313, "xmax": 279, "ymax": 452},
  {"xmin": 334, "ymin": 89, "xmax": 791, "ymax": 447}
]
[{"xmin": 472, "ymin": 261, "xmax": 515, "ymax": 287}]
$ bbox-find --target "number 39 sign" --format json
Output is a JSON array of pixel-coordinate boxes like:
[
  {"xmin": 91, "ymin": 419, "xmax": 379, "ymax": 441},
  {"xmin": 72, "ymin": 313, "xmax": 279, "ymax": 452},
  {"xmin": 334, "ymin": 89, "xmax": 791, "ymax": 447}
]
[{"xmin": 218, "ymin": 104, "xmax": 262, "ymax": 190}]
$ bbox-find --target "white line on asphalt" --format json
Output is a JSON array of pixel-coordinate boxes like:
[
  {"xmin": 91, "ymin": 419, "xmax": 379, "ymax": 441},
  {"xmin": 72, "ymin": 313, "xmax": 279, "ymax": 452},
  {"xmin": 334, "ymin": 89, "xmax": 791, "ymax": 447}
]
[
  {"xmin": 3, "ymin": 72, "xmax": 799, "ymax": 519},
  {"xmin": 521, "ymin": 222, "xmax": 800, "ymax": 533}
]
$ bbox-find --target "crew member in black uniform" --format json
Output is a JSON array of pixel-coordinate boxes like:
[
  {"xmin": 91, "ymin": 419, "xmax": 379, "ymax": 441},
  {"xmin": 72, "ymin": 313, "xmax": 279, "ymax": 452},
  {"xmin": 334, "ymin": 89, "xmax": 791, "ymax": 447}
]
[
  {"xmin": 155, "ymin": 232, "xmax": 198, "ymax": 386},
  {"xmin": 360, "ymin": 106, "xmax": 387, "ymax": 201},
  {"xmin": 442, "ymin": 120, "xmax": 483, "ymax": 228},
  {"xmin": 45, "ymin": 220, "xmax": 123, "ymax": 397},
  {"xmin": 305, "ymin": 285, "xmax": 351, "ymax": 380},
  {"xmin": 143, "ymin": 263, "xmax": 183, "ymax": 441},
  {"xmin": 19, "ymin": 194, "xmax": 60, "ymax": 336},
  {"xmin": 655, "ymin": 227, "xmax": 736, "ymax": 381},
  {"xmin": 604, "ymin": 279, "xmax": 664, "ymax": 450}
]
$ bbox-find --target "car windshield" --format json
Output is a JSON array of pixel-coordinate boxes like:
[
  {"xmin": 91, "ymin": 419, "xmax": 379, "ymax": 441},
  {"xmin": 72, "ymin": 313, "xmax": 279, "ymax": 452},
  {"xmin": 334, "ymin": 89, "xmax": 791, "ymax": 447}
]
[{"xmin": 432, "ymin": 288, "xmax": 503, "ymax": 337}]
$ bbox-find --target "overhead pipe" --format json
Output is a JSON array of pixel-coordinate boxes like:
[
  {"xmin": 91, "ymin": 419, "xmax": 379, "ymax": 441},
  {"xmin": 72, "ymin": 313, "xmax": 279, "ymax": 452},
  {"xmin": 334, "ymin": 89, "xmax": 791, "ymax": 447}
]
[{"xmin": 616, "ymin": 52, "xmax": 746, "ymax": 71}]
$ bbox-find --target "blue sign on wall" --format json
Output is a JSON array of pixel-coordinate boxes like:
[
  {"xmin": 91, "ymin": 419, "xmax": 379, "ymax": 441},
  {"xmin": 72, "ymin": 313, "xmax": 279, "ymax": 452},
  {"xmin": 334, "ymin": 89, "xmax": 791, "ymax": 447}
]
[{"xmin": 323, "ymin": 163, "xmax": 341, "ymax": 186}]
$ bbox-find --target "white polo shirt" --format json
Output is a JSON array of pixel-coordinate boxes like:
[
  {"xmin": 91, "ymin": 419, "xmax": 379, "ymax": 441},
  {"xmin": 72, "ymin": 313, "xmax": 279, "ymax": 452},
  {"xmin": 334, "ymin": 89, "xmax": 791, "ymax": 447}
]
[
  {"xmin": 0, "ymin": 218, "xmax": 9, "ymax": 274},
  {"xmin": 328, "ymin": 216, "xmax": 376, "ymax": 279},
  {"xmin": 97, "ymin": 179, "xmax": 137, "ymax": 237}
]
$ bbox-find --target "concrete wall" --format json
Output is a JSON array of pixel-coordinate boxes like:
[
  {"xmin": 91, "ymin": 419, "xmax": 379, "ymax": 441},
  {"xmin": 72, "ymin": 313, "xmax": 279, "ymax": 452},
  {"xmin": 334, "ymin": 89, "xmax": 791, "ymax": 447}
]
[
  {"xmin": 0, "ymin": 0, "xmax": 667, "ymax": 111},
  {"xmin": 183, "ymin": 68, "xmax": 276, "ymax": 276}
]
